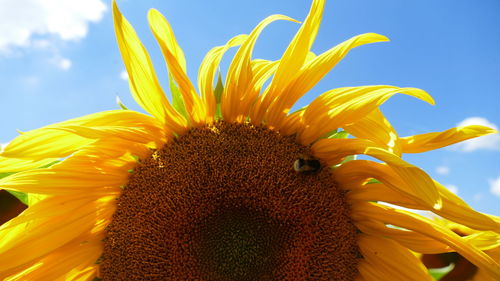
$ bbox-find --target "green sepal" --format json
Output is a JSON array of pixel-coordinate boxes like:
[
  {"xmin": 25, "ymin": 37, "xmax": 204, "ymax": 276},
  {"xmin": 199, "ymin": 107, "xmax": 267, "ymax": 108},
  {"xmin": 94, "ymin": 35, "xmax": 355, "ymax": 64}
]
[
  {"xmin": 367, "ymin": 178, "xmax": 382, "ymax": 184},
  {"xmin": 340, "ymin": 154, "xmax": 356, "ymax": 164},
  {"xmin": 1, "ymin": 172, "xmax": 29, "ymax": 205},
  {"xmin": 2, "ymin": 160, "xmax": 60, "ymax": 206},
  {"xmin": 328, "ymin": 130, "xmax": 349, "ymax": 139},
  {"xmin": 6, "ymin": 190, "xmax": 29, "ymax": 205},
  {"xmin": 168, "ymin": 73, "xmax": 189, "ymax": 120},
  {"xmin": 214, "ymin": 72, "xmax": 224, "ymax": 120},
  {"xmin": 116, "ymin": 96, "xmax": 129, "ymax": 110},
  {"xmin": 428, "ymin": 264, "xmax": 454, "ymax": 280}
]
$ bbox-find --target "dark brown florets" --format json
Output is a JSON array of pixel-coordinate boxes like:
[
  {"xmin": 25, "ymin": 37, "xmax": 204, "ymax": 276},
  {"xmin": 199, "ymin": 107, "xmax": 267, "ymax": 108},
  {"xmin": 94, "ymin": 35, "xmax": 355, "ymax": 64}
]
[{"xmin": 101, "ymin": 121, "xmax": 360, "ymax": 280}]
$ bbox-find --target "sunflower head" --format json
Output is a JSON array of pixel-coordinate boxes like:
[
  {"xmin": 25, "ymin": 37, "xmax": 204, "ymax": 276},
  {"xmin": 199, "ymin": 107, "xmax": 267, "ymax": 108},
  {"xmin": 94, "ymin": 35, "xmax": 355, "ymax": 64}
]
[{"xmin": 0, "ymin": 0, "xmax": 499, "ymax": 280}]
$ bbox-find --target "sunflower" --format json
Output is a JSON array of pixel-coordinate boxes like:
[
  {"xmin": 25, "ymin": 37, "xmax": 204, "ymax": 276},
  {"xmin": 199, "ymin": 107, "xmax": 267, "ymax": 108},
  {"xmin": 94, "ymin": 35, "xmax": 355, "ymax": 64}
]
[{"xmin": 0, "ymin": 0, "xmax": 499, "ymax": 280}]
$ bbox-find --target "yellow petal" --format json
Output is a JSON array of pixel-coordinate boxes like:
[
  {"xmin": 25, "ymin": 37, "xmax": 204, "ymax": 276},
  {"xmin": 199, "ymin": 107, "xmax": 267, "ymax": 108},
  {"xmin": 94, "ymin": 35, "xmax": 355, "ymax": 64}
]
[
  {"xmin": 348, "ymin": 179, "xmax": 498, "ymax": 231},
  {"xmin": 251, "ymin": 0, "xmax": 325, "ymax": 124},
  {"xmin": 232, "ymin": 58, "xmax": 280, "ymax": 122},
  {"xmin": 314, "ymin": 138, "xmax": 441, "ymax": 209},
  {"xmin": 148, "ymin": 9, "xmax": 207, "ymax": 125},
  {"xmin": 299, "ymin": 86, "xmax": 434, "ymax": 144},
  {"xmin": 0, "ymin": 167, "xmax": 127, "ymax": 195},
  {"xmin": 198, "ymin": 34, "xmax": 248, "ymax": 120},
  {"xmin": 280, "ymin": 108, "xmax": 306, "ymax": 135},
  {"xmin": 357, "ymin": 260, "xmax": 394, "ymax": 281},
  {"xmin": 1, "ymin": 110, "xmax": 163, "ymax": 160},
  {"xmin": 267, "ymin": 33, "xmax": 390, "ymax": 129},
  {"xmin": 52, "ymin": 125, "xmax": 162, "ymax": 146},
  {"xmin": 358, "ymin": 234, "xmax": 433, "ymax": 281},
  {"xmin": 344, "ymin": 108, "xmax": 401, "ymax": 156},
  {"xmin": 351, "ymin": 202, "xmax": 500, "ymax": 280},
  {"xmin": 355, "ymin": 219, "xmax": 452, "ymax": 254},
  {"xmin": 3, "ymin": 234, "xmax": 102, "ymax": 281},
  {"xmin": 401, "ymin": 125, "xmax": 498, "ymax": 153},
  {"xmin": 463, "ymin": 232, "xmax": 500, "ymax": 251},
  {"xmin": 0, "ymin": 196, "xmax": 115, "ymax": 275},
  {"xmin": 0, "ymin": 157, "xmax": 57, "ymax": 173},
  {"xmin": 222, "ymin": 14, "xmax": 296, "ymax": 122},
  {"xmin": 112, "ymin": 1, "xmax": 187, "ymax": 132}
]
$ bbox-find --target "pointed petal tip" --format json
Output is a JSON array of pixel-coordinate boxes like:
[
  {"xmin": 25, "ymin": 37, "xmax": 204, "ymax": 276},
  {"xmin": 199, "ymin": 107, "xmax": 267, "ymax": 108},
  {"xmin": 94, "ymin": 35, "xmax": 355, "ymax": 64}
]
[
  {"xmin": 111, "ymin": 0, "xmax": 119, "ymax": 14},
  {"xmin": 368, "ymin": 33, "xmax": 390, "ymax": 42},
  {"xmin": 147, "ymin": 7, "xmax": 161, "ymax": 20},
  {"xmin": 401, "ymin": 87, "xmax": 435, "ymax": 106}
]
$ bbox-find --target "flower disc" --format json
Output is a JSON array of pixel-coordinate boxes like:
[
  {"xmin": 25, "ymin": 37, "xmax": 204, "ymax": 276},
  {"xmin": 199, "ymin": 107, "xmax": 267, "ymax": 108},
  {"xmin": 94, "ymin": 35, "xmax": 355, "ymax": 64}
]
[{"xmin": 101, "ymin": 121, "xmax": 360, "ymax": 280}]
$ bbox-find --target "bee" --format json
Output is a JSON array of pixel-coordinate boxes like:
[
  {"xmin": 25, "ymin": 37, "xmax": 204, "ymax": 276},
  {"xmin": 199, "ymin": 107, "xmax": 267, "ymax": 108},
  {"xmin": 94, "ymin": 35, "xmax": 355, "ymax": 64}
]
[{"xmin": 293, "ymin": 155, "xmax": 321, "ymax": 173}]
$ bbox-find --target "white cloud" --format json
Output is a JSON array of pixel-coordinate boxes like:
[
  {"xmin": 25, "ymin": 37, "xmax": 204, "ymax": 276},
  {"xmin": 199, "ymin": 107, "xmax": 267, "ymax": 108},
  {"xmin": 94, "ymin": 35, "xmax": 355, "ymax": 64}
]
[
  {"xmin": 0, "ymin": 0, "xmax": 106, "ymax": 54},
  {"xmin": 120, "ymin": 69, "xmax": 129, "ymax": 81},
  {"xmin": 452, "ymin": 117, "xmax": 500, "ymax": 152},
  {"xmin": 436, "ymin": 166, "xmax": 450, "ymax": 175},
  {"xmin": 489, "ymin": 176, "xmax": 500, "ymax": 197},
  {"xmin": 59, "ymin": 57, "xmax": 72, "ymax": 70},
  {"xmin": 444, "ymin": 184, "xmax": 458, "ymax": 195}
]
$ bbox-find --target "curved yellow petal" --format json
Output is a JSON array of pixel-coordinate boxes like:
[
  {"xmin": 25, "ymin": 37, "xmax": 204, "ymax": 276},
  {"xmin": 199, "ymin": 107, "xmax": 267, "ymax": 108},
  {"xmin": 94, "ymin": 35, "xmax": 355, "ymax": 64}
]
[
  {"xmin": 358, "ymin": 234, "xmax": 433, "ymax": 281},
  {"xmin": 314, "ymin": 138, "xmax": 441, "ymax": 209},
  {"xmin": 401, "ymin": 125, "xmax": 498, "ymax": 153},
  {"xmin": 348, "ymin": 181, "xmax": 499, "ymax": 232},
  {"xmin": 355, "ymin": 219, "xmax": 453, "ymax": 254},
  {"xmin": 351, "ymin": 202, "xmax": 500, "ymax": 280},
  {"xmin": 148, "ymin": 9, "xmax": 207, "ymax": 125},
  {"xmin": 298, "ymin": 86, "xmax": 433, "ymax": 144},
  {"xmin": 267, "ymin": 33, "xmax": 390, "ymax": 129},
  {"xmin": 198, "ymin": 34, "xmax": 248, "ymax": 121},
  {"xmin": 251, "ymin": 0, "xmax": 325, "ymax": 124},
  {"xmin": 112, "ymin": 1, "xmax": 187, "ymax": 133},
  {"xmin": 343, "ymin": 108, "xmax": 401, "ymax": 156},
  {"xmin": 222, "ymin": 14, "xmax": 296, "ymax": 122}
]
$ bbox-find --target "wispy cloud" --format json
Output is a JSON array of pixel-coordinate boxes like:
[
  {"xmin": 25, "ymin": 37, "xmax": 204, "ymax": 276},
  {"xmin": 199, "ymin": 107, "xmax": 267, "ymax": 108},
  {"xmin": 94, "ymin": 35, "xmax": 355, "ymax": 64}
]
[
  {"xmin": 489, "ymin": 176, "xmax": 500, "ymax": 197},
  {"xmin": 435, "ymin": 166, "xmax": 450, "ymax": 175},
  {"xmin": 0, "ymin": 0, "xmax": 106, "ymax": 54},
  {"xmin": 452, "ymin": 117, "xmax": 500, "ymax": 152},
  {"xmin": 473, "ymin": 193, "xmax": 483, "ymax": 202},
  {"xmin": 120, "ymin": 69, "xmax": 129, "ymax": 81},
  {"xmin": 0, "ymin": 142, "xmax": 9, "ymax": 153},
  {"xmin": 444, "ymin": 184, "xmax": 458, "ymax": 195},
  {"xmin": 56, "ymin": 57, "xmax": 72, "ymax": 71}
]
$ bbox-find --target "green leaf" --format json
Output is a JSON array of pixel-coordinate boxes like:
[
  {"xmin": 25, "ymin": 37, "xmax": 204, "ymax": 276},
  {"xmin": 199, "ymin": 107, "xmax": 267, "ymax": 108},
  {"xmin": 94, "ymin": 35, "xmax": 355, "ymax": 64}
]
[
  {"xmin": 214, "ymin": 72, "xmax": 224, "ymax": 120},
  {"xmin": 168, "ymin": 73, "xmax": 189, "ymax": 120},
  {"xmin": 367, "ymin": 178, "xmax": 382, "ymax": 184}
]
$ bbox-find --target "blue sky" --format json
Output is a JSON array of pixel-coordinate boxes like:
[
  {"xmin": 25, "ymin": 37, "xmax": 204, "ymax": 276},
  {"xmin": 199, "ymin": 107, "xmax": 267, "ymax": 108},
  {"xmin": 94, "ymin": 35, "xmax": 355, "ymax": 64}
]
[{"xmin": 1, "ymin": 0, "xmax": 499, "ymax": 215}]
